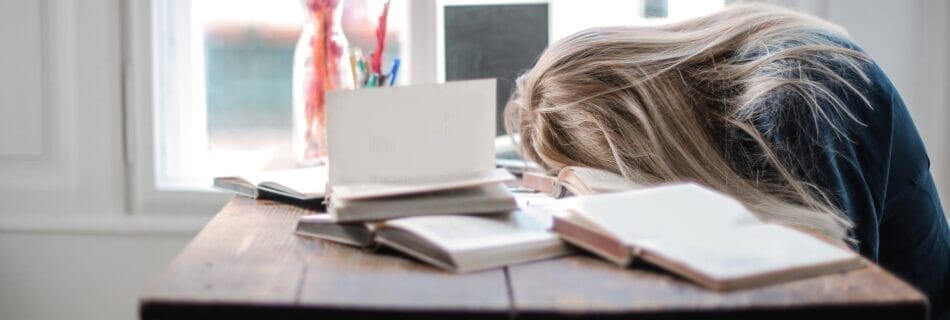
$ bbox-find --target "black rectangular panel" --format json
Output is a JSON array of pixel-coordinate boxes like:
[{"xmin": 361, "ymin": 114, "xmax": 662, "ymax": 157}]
[{"xmin": 444, "ymin": 4, "xmax": 549, "ymax": 135}]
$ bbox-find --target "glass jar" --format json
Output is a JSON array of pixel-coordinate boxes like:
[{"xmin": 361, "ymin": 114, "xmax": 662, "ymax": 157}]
[{"xmin": 292, "ymin": 0, "xmax": 354, "ymax": 166}]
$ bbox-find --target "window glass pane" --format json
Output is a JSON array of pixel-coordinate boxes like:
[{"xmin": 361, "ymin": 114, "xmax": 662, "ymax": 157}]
[
  {"xmin": 644, "ymin": 0, "xmax": 669, "ymax": 18},
  {"xmin": 153, "ymin": 0, "xmax": 721, "ymax": 189},
  {"xmin": 203, "ymin": 19, "xmax": 297, "ymax": 150},
  {"xmin": 443, "ymin": 4, "xmax": 549, "ymax": 136}
]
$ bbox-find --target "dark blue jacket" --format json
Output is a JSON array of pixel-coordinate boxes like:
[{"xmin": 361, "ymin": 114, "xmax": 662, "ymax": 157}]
[{"xmin": 754, "ymin": 34, "xmax": 949, "ymax": 319}]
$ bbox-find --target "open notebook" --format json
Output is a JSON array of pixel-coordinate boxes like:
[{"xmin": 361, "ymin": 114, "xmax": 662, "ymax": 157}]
[
  {"xmin": 296, "ymin": 207, "xmax": 571, "ymax": 273},
  {"xmin": 553, "ymin": 183, "xmax": 863, "ymax": 290},
  {"xmin": 213, "ymin": 167, "xmax": 328, "ymax": 203}
]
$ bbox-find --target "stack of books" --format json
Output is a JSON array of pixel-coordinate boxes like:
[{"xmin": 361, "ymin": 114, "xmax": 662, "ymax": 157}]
[{"xmin": 218, "ymin": 79, "xmax": 572, "ymax": 273}]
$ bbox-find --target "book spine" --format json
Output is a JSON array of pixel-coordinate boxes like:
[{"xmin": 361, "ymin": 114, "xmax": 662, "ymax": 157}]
[
  {"xmin": 551, "ymin": 216, "xmax": 631, "ymax": 266},
  {"xmin": 521, "ymin": 172, "xmax": 561, "ymax": 197}
]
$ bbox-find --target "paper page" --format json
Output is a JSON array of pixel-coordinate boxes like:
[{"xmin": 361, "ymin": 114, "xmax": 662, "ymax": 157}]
[
  {"xmin": 640, "ymin": 224, "xmax": 858, "ymax": 280},
  {"xmin": 299, "ymin": 214, "xmax": 335, "ymax": 223},
  {"xmin": 564, "ymin": 183, "xmax": 761, "ymax": 244},
  {"xmin": 326, "ymin": 79, "xmax": 497, "ymax": 186},
  {"xmin": 330, "ymin": 168, "xmax": 514, "ymax": 200},
  {"xmin": 380, "ymin": 207, "xmax": 557, "ymax": 253}
]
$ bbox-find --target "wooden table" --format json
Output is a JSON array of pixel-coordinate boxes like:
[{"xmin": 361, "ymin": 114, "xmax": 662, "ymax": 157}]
[{"xmin": 139, "ymin": 197, "xmax": 928, "ymax": 319}]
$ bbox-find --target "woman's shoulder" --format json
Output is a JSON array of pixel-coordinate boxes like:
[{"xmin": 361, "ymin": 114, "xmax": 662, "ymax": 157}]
[{"xmin": 756, "ymin": 29, "xmax": 889, "ymax": 129}]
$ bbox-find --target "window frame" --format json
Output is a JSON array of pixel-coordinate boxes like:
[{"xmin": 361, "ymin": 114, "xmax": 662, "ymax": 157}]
[{"xmin": 126, "ymin": 0, "xmax": 230, "ymax": 215}]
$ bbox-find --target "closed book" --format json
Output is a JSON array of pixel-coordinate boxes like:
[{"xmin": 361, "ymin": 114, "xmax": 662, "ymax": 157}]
[
  {"xmin": 295, "ymin": 214, "xmax": 375, "ymax": 247},
  {"xmin": 328, "ymin": 183, "xmax": 517, "ymax": 222}
]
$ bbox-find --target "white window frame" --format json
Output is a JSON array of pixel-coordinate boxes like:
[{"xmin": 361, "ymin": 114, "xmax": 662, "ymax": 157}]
[{"xmin": 126, "ymin": 0, "xmax": 230, "ymax": 216}]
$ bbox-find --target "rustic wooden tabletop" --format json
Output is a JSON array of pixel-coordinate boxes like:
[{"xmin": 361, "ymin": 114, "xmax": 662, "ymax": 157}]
[{"xmin": 139, "ymin": 197, "xmax": 928, "ymax": 320}]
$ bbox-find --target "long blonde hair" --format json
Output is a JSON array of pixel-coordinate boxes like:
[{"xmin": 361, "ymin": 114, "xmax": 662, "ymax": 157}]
[{"xmin": 505, "ymin": 4, "xmax": 872, "ymax": 241}]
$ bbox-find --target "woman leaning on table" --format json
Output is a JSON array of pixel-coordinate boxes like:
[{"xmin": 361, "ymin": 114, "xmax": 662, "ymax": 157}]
[{"xmin": 505, "ymin": 4, "xmax": 949, "ymax": 319}]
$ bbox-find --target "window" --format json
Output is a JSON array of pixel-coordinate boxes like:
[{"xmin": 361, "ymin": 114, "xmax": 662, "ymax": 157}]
[
  {"xmin": 150, "ymin": 0, "xmax": 723, "ymax": 191},
  {"xmin": 152, "ymin": 0, "xmax": 408, "ymax": 190}
]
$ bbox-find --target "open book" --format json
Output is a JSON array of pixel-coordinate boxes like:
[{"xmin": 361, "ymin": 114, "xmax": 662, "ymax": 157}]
[
  {"xmin": 553, "ymin": 183, "xmax": 863, "ymax": 290},
  {"xmin": 296, "ymin": 207, "xmax": 571, "ymax": 273},
  {"xmin": 521, "ymin": 166, "xmax": 640, "ymax": 197},
  {"xmin": 213, "ymin": 167, "xmax": 328, "ymax": 204},
  {"xmin": 324, "ymin": 79, "xmax": 516, "ymax": 221}
]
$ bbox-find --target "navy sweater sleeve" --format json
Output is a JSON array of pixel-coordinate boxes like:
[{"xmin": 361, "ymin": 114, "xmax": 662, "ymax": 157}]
[
  {"xmin": 755, "ymin": 36, "xmax": 950, "ymax": 319},
  {"xmin": 867, "ymin": 63, "xmax": 950, "ymax": 320}
]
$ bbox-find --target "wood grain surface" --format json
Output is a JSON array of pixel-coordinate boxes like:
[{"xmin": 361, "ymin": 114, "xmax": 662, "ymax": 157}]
[
  {"xmin": 140, "ymin": 197, "xmax": 510, "ymax": 319},
  {"xmin": 140, "ymin": 197, "xmax": 927, "ymax": 319},
  {"xmin": 507, "ymin": 254, "xmax": 927, "ymax": 319}
]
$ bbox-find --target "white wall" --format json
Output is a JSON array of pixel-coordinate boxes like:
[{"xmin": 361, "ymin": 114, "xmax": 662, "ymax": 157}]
[
  {"xmin": 0, "ymin": 233, "xmax": 190, "ymax": 320},
  {"xmin": 0, "ymin": 1, "xmax": 207, "ymax": 319}
]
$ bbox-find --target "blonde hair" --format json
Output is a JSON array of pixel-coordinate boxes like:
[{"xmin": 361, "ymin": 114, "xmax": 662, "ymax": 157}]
[{"xmin": 505, "ymin": 4, "xmax": 872, "ymax": 241}]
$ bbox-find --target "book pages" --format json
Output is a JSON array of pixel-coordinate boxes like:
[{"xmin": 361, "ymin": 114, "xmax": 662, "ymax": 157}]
[
  {"xmin": 559, "ymin": 183, "xmax": 861, "ymax": 288},
  {"xmin": 331, "ymin": 168, "xmax": 514, "ymax": 200},
  {"xmin": 326, "ymin": 79, "xmax": 497, "ymax": 187},
  {"xmin": 381, "ymin": 208, "xmax": 554, "ymax": 252},
  {"xmin": 639, "ymin": 224, "xmax": 858, "ymax": 281},
  {"xmin": 565, "ymin": 183, "xmax": 761, "ymax": 244},
  {"xmin": 252, "ymin": 167, "xmax": 328, "ymax": 197}
]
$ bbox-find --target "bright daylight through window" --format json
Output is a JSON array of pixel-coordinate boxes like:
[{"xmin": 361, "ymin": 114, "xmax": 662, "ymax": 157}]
[{"xmin": 151, "ymin": 0, "xmax": 722, "ymax": 191}]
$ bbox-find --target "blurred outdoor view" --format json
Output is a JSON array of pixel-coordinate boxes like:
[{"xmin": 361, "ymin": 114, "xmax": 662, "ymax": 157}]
[
  {"xmin": 186, "ymin": 0, "xmax": 719, "ymax": 160},
  {"xmin": 195, "ymin": 0, "xmax": 405, "ymax": 150}
]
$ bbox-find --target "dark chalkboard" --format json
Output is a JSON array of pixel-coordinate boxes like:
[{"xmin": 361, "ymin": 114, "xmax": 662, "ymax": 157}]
[{"xmin": 444, "ymin": 4, "xmax": 549, "ymax": 135}]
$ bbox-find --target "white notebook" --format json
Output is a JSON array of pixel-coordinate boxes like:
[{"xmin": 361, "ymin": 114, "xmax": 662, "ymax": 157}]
[{"xmin": 326, "ymin": 79, "xmax": 498, "ymax": 190}]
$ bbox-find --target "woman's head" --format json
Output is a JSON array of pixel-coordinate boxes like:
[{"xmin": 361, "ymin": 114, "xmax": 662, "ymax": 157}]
[{"xmin": 505, "ymin": 4, "xmax": 869, "ymax": 240}]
